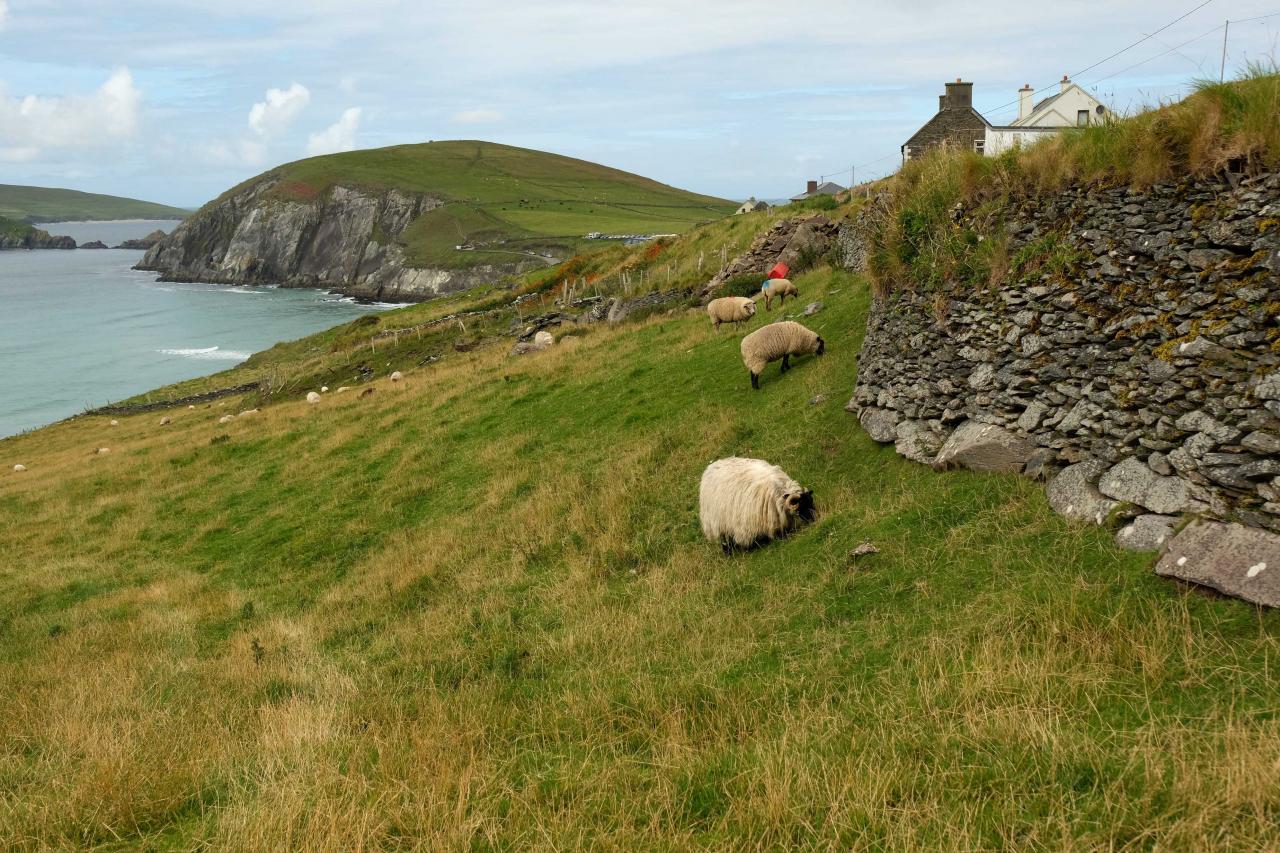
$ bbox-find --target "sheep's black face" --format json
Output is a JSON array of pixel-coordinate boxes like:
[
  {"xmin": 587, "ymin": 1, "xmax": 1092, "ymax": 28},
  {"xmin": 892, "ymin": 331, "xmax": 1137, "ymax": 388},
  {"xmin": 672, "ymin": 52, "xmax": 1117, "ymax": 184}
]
[
  {"xmin": 816, "ymin": 337, "xmax": 826, "ymax": 356},
  {"xmin": 787, "ymin": 490, "xmax": 817, "ymax": 523}
]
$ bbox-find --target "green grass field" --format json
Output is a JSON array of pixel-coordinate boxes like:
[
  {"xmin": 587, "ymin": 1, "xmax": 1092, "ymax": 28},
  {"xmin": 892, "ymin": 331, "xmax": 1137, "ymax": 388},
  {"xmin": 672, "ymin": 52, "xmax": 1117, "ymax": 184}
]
[
  {"xmin": 221, "ymin": 140, "xmax": 737, "ymax": 269},
  {"xmin": 0, "ymin": 184, "xmax": 189, "ymax": 224},
  {"xmin": 3, "ymin": 259, "xmax": 1279, "ymax": 848}
]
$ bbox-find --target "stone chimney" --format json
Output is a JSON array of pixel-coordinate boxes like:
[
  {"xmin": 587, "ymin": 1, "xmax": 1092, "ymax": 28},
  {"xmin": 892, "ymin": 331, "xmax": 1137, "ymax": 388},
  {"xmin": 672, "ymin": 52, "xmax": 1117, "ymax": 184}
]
[
  {"xmin": 1061, "ymin": 74, "xmax": 1071, "ymax": 93},
  {"xmin": 944, "ymin": 78, "xmax": 973, "ymax": 109},
  {"xmin": 1018, "ymin": 84, "xmax": 1034, "ymax": 121},
  {"xmin": 806, "ymin": 180, "xmax": 818, "ymax": 194}
]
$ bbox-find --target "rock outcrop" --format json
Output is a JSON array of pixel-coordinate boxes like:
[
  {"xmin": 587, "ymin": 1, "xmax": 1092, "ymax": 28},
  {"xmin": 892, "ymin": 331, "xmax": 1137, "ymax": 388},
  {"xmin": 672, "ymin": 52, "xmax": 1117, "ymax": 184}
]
[
  {"xmin": 0, "ymin": 223, "xmax": 75, "ymax": 250},
  {"xmin": 704, "ymin": 214, "xmax": 838, "ymax": 293},
  {"xmin": 136, "ymin": 180, "xmax": 540, "ymax": 302},
  {"xmin": 116, "ymin": 229, "xmax": 168, "ymax": 250},
  {"xmin": 80, "ymin": 240, "xmax": 108, "ymax": 250}
]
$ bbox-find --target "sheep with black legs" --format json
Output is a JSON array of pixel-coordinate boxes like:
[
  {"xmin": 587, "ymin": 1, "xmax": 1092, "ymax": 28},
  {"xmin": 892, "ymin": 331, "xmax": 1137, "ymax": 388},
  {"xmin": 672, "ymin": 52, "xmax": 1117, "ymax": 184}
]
[
  {"xmin": 706, "ymin": 296, "xmax": 757, "ymax": 330},
  {"xmin": 754, "ymin": 278, "xmax": 798, "ymax": 311},
  {"xmin": 699, "ymin": 457, "xmax": 816, "ymax": 551},
  {"xmin": 740, "ymin": 320, "xmax": 824, "ymax": 389}
]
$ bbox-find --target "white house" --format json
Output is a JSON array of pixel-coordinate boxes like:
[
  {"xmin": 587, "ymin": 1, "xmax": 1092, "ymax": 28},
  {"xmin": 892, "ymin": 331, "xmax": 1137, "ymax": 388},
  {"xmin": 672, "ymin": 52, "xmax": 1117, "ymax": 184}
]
[{"xmin": 984, "ymin": 76, "xmax": 1112, "ymax": 157}]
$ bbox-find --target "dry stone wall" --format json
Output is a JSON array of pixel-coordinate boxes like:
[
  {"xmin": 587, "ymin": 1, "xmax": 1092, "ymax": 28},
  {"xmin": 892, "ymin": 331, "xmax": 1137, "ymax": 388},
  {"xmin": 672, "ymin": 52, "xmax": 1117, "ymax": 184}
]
[{"xmin": 848, "ymin": 172, "xmax": 1280, "ymax": 600}]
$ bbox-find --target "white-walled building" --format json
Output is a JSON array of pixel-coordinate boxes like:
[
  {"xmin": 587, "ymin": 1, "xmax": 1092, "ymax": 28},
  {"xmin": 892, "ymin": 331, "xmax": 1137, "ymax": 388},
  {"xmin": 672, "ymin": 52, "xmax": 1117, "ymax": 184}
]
[{"xmin": 984, "ymin": 76, "xmax": 1112, "ymax": 157}]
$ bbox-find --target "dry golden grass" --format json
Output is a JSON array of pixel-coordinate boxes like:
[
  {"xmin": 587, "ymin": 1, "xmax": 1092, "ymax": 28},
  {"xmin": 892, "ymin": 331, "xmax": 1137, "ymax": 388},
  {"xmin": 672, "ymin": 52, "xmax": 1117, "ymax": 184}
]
[{"xmin": 3, "ymin": 267, "xmax": 1280, "ymax": 848}]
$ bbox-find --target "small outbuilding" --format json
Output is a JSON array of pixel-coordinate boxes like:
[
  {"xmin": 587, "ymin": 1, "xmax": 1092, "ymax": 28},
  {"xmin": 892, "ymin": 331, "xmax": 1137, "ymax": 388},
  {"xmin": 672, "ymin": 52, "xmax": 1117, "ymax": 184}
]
[
  {"xmin": 734, "ymin": 197, "xmax": 772, "ymax": 215},
  {"xmin": 789, "ymin": 180, "xmax": 844, "ymax": 203}
]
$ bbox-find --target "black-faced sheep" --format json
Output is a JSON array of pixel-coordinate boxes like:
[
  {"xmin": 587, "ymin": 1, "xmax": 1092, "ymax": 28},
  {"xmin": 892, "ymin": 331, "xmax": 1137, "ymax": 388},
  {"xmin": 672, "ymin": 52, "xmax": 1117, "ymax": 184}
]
[
  {"xmin": 706, "ymin": 296, "xmax": 757, "ymax": 330},
  {"xmin": 740, "ymin": 321, "xmax": 825, "ymax": 389},
  {"xmin": 699, "ymin": 457, "xmax": 816, "ymax": 551},
  {"xmin": 754, "ymin": 278, "xmax": 798, "ymax": 311}
]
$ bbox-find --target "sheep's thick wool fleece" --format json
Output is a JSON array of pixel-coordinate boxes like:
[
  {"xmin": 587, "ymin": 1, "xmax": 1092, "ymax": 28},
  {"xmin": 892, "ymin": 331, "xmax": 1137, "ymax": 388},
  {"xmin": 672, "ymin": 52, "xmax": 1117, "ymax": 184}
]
[
  {"xmin": 740, "ymin": 321, "xmax": 821, "ymax": 374},
  {"xmin": 699, "ymin": 457, "xmax": 803, "ymax": 547}
]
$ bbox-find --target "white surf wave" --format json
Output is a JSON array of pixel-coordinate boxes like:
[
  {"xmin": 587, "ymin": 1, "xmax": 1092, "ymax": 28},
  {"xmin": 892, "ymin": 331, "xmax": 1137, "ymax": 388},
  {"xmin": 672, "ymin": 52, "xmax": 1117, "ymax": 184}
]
[{"xmin": 157, "ymin": 346, "xmax": 251, "ymax": 361}]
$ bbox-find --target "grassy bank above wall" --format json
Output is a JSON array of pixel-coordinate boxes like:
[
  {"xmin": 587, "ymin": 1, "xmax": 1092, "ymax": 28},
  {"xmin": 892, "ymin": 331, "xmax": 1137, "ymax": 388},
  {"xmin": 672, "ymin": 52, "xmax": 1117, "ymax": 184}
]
[{"xmin": 869, "ymin": 69, "xmax": 1280, "ymax": 295}]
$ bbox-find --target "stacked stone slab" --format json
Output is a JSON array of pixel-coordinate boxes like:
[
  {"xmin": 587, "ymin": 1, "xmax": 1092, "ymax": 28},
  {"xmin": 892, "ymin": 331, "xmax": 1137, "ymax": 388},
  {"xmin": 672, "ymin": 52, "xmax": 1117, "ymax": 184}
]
[{"xmin": 847, "ymin": 172, "xmax": 1280, "ymax": 605}]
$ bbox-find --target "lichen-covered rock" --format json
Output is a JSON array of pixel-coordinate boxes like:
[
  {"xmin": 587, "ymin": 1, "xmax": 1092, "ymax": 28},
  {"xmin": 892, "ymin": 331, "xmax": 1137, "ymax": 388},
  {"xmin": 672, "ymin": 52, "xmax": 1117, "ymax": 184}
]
[
  {"xmin": 1047, "ymin": 460, "xmax": 1117, "ymax": 524},
  {"xmin": 1115, "ymin": 514, "xmax": 1179, "ymax": 552},
  {"xmin": 1098, "ymin": 458, "xmax": 1193, "ymax": 515},
  {"xmin": 894, "ymin": 420, "xmax": 946, "ymax": 465},
  {"xmin": 1156, "ymin": 521, "xmax": 1280, "ymax": 607},
  {"xmin": 858, "ymin": 408, "xmax": 899, "ymax": 443},
  {"xmin": 934, "ymin": 421, "xmax": 1033, "ymax": 474}
]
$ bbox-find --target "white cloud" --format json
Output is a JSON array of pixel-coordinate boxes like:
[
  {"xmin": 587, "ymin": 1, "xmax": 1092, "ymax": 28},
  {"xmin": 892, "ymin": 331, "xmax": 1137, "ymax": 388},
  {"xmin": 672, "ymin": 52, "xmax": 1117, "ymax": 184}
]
[
  {"xmin": 306, "ymin": 107, "xmax": 361, "ymax": 156},
  {"xmin": 248, "ymin": 82, "xmax": 310, "ymax": 137},
  {"xmin": 452, "ymin": 108, "xmax": 503, "ymax": 124},
  {"xmin": 0, "ymin": 67, "xmax": 140, "ymax": 152},
  {"xmin": 194, "ymin": 138, "xmax": 266, "ymax": 167},
  {"xmin": 0, "ymin": 146, "xmax": 39, "ymax": 162},
  {"xmin": 0, "ymin": 1, "xmax": 9, "ymax": 30}
]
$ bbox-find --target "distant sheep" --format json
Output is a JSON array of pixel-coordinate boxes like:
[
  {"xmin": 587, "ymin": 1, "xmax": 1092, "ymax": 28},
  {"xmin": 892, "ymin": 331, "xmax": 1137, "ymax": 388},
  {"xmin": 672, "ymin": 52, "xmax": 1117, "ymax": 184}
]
[
  {"xmin": 359, "ymin": 388, "xmax": 375, "ymax": 399},
  {"xmin": 13, "ymin": 464, "xmax": 26, "ymax": 472},
  {"xmin": 754, "ymin": 278, "xmax": 798, "ymax": 311},
  {"xmin": 306, "ymin": 391, "xmax": 321, "ymax": 404},
  {"xmin": 390, "ymin": 371, "xmax": 404, "ymax": 382},
  {"xmin": 740, "ymin": 321, "xmax": 825, "ymax": 389},
  {"xmin": 706, "ymin": 296, "xmax": 757, "ymax": 330},
  {"xmin": 699, "ymin": 457, "xmax": 816, "ymax": 551},
  {"xmin": 159, "ymin": 417, "xmax": 171, "ymax": 426}
]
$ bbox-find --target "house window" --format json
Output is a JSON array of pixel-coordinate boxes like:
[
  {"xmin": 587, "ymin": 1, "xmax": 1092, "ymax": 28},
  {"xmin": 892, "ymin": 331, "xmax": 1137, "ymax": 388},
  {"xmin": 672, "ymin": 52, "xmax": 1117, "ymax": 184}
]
[
  {"xmin": 1077, "ymin": 109, "xmax": 1089, "ymax": 126},
  {"xmin": 973, "ymin": 139, "xmax": 985, "ymax": 154}
]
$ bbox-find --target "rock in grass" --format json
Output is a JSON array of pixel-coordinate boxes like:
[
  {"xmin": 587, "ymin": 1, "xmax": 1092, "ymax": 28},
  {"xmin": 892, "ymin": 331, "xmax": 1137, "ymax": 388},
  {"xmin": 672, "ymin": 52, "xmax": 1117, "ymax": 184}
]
[
  {"xmin": 1047, "ymin": 460, "xmax": 1117, "ymax": 525},
  {"xmin": 1115, "ymin": 514, "xmax": 1179, "ymax": 551},
  {"xmin": 218, "ymin": 414, "xmax": 236, "ymax": 424},
  {"xmin": 1156, "ymin": 520, "xmax": 1280, "ymax": 607},
  {"xmin": 849, "ymin": 542, "xmax": 879, "ymax": 559},
  {"xmin": 858, "ymin": 407, "xmax": 899, "ymax": 443}
]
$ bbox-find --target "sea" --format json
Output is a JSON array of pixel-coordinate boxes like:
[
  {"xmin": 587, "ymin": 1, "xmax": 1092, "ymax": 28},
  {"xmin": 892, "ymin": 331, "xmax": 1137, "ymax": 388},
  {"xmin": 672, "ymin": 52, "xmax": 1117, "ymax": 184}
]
[{"xmin": 0, "ymin": 220, "xmax": 395, "ymax": 439}]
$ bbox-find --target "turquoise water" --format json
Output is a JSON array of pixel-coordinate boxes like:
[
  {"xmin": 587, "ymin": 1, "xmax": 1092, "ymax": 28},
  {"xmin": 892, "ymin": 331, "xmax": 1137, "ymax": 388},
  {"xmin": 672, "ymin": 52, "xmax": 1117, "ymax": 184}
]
[{"xmin": 0, "ymin": 227, "xmax": 393, "ymax": 438}]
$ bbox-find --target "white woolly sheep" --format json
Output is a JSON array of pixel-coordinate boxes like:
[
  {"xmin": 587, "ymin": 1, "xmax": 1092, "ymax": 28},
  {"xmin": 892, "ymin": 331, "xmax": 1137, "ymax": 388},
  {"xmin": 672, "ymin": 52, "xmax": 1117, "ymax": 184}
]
[
  {"xmin": 13, "ymin": 464, "xmax": 27, "ymax": 472},
  {"xmin": 706, "ymin": 296, "xmax": 757, "ymax": 330},
  {"xmin": 740, "ymin": 321, "xmax": 825, "ymax": 389},
  {"xmin": 110, "ymin": 419, "xmax": 119, "ymax": 426},
  {"xmin": 390, "ymin": 371, "xmax": 404, "ymax": 382},
  {"xmin": 699, "ymin": 457, "xmax": 816, "ymax": 551},
  {"xmin": 306, "ymin": 391, "xmax": 321, "ymax": 404},
  {"xmin": 159, "ymin": 416, "xmax": 171, "ymax": 425},
  {"xmin": 218, "ymin": 414, "xmax": 235, "ymax": 424},
  {"xmin": 754, "ymin": 278, "xmax": 798, "ymax": 311}
]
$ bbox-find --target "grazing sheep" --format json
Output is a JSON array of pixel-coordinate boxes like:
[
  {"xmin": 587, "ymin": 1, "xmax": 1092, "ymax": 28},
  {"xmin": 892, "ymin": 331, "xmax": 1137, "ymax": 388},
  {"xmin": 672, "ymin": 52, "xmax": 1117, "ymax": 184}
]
[
  {"xmin": 95, "ymin": 447, "xmax": 110, "ymax": 455},
  {"xmin": 740, "ymin": 321, "xmax": 825, "ymax": 389},
  {"xmin": 699, "ymin": 457, "xmax": 816, "ymax": 551},
  {"xmin": 321, "ymin": 386, "xmax": 329, "ymax": 393},
  {"xmin": 754, "ymin": 278, "xmax": 798, "ymax": 311},
  {"xmin": 13, "ymin": 464, "xmax": 26, "ymax": 472},
  {"xmin": 706, "ymin": 296, "xmax": 757, "ymax": 330},
  {"xmin": 336, "ymin": 386, "xmax": 351, "ymax": 393},
  {"xmin": 110, "ymin": 420, "xmax": 119, "ymax": 426},
  {"xmin": 159, "ymin": 417, "xmax": 171, "ymax": 426},
  {"xmin": 359, "ymin": 388, "xmax": 375, "ymax": 399},
  {"xmin": 306, "ymin": 391, "xmax": 321, "ymax": 404},
  {"xmin": 239, "ymin": 409, "xmax": 258, "ymax": 417},
  {"xmin": 218, "ymin": 414, "xmax": 235, "ymax": 424},
  {"xmin": 390, "ymin": 371, "xmax": 404, "ymax": 382}
]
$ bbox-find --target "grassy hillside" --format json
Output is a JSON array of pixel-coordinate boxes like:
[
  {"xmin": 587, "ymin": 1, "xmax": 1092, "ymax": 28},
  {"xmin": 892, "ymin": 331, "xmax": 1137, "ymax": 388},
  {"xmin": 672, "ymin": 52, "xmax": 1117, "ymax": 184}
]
[
  {"xmin": 0, "ymin": 214, "xmax": 36, "ymax": 240},
  {"xmin": 0, "ymin": 184, "xmax": 189, "ymax": 223},
  {"xmin": 227, "ymin": 140, "xmax": 737, "ymax": 268},
  {"xmin": 3, "ymin": 258, "xmax": 1280, "ymax": 847}
]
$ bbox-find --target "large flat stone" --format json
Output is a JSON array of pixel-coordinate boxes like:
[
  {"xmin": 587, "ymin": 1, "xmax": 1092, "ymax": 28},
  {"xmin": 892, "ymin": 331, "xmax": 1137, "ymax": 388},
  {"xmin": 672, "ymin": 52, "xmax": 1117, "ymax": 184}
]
[
  {"xmin": 1047, "ymin": 460, "xmax": 1117, "ymax": 524},
  {"xmin": 858, "ymin": 407, "xmax": 899, "ymax": 444},
  {"xmin": 1098, "ymin": 457, "xmax": 1193, "ymax": 514},
  {"xmin": 895, "ymin": 420, "xmax": 945, "ymax": 465},
  {"xmin": 934, "ymin": 421, "xmax": 1034, "ymax": 474},
  {"xmin": 1155, "ymin": 521, "xmax": 1280, "ymax": 608},
  {"xmin": 1115, "ymin": 514, "xmax": 1179, "ymax": 552}
]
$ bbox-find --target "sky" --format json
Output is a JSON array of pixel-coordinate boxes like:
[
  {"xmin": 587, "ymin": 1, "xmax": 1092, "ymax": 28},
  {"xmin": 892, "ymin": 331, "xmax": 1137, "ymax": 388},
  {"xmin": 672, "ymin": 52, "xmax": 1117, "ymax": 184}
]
[{"xmin": 0, "ymin": 0, "xmax": 1277, "ymax": 208}]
